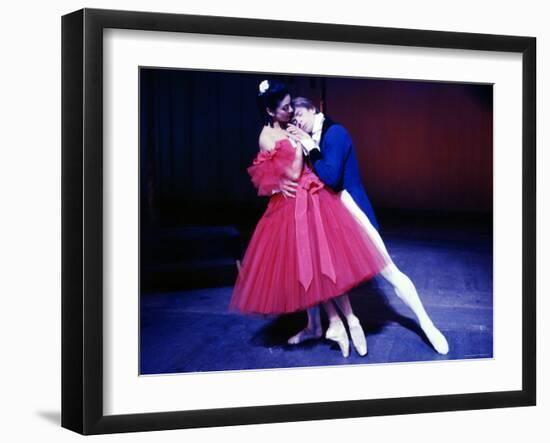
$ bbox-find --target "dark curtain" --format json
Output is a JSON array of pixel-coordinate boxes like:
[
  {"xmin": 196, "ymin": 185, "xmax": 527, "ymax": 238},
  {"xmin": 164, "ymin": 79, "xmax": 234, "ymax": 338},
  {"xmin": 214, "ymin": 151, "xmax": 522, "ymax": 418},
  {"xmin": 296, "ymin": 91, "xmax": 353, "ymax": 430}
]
[
  {"xmin": 140, "ymin": 69, "xmax": 492, "ymax": 230},
  {"xmin": 141, "ymin": 69, "xmax": 264, "ymax": 229}
]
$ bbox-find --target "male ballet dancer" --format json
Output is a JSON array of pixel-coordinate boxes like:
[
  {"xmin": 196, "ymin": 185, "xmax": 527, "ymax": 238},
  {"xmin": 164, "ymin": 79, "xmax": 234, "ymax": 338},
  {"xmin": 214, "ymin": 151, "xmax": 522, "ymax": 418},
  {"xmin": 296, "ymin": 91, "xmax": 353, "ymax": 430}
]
[{"xmin": 285, "ymin": 96, "xmax": 449, "ymax": 356}]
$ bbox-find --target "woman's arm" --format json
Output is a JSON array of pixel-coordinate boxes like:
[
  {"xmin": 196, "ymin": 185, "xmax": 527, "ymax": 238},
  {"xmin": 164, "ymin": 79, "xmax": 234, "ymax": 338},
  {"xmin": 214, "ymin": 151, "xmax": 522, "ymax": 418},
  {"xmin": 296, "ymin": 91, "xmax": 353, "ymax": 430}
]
[{"xmin": 250, "ymin": 133, "xmax": 298, "ymax": 197}]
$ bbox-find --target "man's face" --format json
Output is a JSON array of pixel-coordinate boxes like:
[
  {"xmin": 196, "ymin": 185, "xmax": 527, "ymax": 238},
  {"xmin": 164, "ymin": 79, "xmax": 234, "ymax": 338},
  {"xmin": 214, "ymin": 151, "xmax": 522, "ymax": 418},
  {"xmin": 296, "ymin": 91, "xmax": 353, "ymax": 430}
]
[{"xmin": 292, "ymin": 106, "xmax": 316, "ymax": 134}]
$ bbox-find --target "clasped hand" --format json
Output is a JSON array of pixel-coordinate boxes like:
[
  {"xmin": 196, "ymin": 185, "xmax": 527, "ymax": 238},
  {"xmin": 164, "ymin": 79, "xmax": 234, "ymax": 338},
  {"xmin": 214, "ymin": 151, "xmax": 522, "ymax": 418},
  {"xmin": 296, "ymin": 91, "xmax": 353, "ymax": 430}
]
[{"xmin": 286, "ymin": 124, "xmax": 311, "ymax": 144}]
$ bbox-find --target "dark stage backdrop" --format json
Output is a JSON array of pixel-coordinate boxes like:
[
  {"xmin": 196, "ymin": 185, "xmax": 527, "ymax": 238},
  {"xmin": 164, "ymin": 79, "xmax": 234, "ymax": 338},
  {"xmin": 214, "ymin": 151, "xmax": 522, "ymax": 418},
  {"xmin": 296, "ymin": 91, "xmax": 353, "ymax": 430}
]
[
  {"xmin": 139, "ymin": 68, "xmax": 492, "ymax": 291},
  {"xmin": 326, "ymin": 78, "xmax": 493, "ymax": 213},
  {"xmin": 140, "ymin": 69, "xmax": 492, "ymax": 229}
]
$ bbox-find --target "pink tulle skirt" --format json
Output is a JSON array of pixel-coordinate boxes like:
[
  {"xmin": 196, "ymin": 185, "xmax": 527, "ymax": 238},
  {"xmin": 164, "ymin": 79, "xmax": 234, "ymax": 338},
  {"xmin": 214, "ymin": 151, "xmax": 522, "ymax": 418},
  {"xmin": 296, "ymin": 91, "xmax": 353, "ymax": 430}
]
[{"xmin": 229, "ymin": 167, "xmax": 389, "ymax": 315}]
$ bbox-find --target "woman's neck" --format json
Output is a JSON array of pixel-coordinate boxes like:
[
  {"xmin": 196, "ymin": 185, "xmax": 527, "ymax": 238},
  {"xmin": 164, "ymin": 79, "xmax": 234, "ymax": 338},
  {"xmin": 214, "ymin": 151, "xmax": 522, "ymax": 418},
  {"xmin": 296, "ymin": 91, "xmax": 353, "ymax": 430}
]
[{"xmin": 272, "ymin": 121, "xmax": 287, "ymax": 130}]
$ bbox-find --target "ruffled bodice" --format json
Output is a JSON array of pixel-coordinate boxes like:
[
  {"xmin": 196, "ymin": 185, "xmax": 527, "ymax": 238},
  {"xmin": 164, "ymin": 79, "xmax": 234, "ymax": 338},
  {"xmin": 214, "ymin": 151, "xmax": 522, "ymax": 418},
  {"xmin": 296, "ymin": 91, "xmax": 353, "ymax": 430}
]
[{"xmin": 247, "ymin": 138, "xmax": 300, "ymax": 196}]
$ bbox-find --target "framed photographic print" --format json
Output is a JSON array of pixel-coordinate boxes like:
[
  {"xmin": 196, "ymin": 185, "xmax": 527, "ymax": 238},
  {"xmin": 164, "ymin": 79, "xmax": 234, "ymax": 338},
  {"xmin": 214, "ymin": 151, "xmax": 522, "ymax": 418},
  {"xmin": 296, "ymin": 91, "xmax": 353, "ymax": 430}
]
[{"xmin": 61, "ymin": 8, "xmax": 536, "ymax": 435}]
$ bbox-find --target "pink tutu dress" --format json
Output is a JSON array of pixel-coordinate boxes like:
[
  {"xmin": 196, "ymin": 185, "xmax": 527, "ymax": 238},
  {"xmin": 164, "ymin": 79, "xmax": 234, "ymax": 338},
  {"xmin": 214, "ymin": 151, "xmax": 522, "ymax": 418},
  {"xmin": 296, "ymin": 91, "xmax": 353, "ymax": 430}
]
[{"xmin": 229, "ymin": 138, "xmax": 389, "ymax": 315}]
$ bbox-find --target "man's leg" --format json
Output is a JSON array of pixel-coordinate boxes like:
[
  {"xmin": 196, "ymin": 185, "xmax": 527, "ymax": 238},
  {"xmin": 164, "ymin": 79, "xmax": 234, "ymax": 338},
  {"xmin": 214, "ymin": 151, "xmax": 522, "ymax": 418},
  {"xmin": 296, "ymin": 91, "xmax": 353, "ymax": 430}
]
[
  {"xmin": 379, "ymin": 264, "xmax": 449, "ymax": 354},
  {"xmin": 340, "ymin": 190, "xmax": 449, "ymax": 355}
]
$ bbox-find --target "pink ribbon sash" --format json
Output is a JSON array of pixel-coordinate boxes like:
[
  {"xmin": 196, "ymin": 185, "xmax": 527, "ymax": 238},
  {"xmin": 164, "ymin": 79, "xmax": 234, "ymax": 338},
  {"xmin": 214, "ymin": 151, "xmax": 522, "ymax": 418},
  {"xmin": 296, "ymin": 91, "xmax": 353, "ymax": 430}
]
[{"xmin": 295, "ymin": 170, "xmax": 337, "ymax": 291}]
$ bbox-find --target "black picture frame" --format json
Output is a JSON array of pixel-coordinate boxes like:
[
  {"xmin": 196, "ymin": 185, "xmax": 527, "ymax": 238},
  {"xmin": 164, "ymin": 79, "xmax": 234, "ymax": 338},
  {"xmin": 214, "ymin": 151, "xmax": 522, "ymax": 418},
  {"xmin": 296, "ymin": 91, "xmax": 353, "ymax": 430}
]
[{"xmin": 61, "ymin": 7, "xmax": 536, "ymax": 435}]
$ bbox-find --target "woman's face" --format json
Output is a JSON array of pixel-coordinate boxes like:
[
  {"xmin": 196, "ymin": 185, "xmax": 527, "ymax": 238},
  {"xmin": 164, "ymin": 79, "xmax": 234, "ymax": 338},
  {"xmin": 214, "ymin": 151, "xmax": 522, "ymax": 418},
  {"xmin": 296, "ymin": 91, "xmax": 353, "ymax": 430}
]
[{"xmin": 268, "ymin": 94, "xmax": 294, "ymax": 124}]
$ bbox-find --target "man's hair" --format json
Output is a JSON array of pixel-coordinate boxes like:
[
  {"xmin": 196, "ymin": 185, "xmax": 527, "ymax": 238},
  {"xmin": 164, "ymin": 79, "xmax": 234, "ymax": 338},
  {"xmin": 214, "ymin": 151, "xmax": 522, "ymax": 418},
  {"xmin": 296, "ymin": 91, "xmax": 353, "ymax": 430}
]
[{"xmin": 291, "ymin": 96, "xmax": 317, "ymax": 112}]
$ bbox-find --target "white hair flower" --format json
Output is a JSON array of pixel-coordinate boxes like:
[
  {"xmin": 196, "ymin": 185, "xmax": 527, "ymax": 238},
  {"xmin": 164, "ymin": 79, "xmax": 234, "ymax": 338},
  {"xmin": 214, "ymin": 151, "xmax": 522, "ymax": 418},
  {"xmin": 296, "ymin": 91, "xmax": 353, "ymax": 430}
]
[{"xmin": 259, "ymin": 80, "xmax": 270, "ymax": 94}]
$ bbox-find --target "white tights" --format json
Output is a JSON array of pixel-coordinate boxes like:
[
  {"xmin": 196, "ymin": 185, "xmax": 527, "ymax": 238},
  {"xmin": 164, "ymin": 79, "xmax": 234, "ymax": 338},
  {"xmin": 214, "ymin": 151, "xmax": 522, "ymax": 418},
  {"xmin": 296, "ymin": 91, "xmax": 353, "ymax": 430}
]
[{"xmin": 289, "ymin": 191, "xmax": 449, "ymax": 355}]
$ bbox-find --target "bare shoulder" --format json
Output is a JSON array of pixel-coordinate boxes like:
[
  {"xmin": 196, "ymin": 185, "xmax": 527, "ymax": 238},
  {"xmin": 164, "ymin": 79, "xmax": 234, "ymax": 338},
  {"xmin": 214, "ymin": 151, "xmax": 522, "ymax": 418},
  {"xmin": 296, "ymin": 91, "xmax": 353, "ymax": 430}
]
[{"xmin": 258, "ymin": 126, "xmax": 281, "ymax": 152}]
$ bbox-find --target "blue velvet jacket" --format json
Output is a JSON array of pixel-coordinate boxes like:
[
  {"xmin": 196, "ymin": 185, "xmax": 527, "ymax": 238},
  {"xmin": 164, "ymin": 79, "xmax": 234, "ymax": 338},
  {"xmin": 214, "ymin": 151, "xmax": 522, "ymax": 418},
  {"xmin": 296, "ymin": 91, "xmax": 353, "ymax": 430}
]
[{"xmin": 308, "ymin": 116, "xmax": 380, "ymax": 231}]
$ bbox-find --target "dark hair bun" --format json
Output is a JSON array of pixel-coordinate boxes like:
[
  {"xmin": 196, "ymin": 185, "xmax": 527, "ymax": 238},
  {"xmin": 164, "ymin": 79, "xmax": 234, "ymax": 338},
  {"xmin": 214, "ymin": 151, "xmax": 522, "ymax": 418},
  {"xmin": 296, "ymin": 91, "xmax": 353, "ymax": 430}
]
[{"xmin": 256, "ymin": 79, "xmax": 290, "ymax": 127}]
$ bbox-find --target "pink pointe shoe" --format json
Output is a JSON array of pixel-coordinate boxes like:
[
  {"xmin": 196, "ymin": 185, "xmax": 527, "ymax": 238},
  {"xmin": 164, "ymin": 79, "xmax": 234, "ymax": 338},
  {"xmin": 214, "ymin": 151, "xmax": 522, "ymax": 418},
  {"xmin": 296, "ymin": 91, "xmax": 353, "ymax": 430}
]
[
  {"xmin": 325, "ymin": 324, "xmax": 350, "ymax": 358},
  {"xmin": 348, "ymin": 316, "xmax": 367, "ymax": 357},
  {"xmin": 288, "ymin": 326, "xmax": 323, "ymax": 345}
]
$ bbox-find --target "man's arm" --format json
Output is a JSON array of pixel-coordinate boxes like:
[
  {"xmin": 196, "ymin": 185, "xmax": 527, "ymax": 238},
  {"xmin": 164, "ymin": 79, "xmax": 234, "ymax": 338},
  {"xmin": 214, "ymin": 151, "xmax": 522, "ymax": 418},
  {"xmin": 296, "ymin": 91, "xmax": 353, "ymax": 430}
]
[{"xmin": 309, "ymin": 125, "xmax": 350, "ymax": 189}]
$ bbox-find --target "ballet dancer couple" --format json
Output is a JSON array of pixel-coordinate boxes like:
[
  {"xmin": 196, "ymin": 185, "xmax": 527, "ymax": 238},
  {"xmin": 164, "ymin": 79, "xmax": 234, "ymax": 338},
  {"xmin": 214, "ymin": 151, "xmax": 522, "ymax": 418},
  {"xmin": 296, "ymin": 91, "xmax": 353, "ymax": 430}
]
[{"xmin": 229, "ymin": 80, "xmax": 449, "ymax": 358}]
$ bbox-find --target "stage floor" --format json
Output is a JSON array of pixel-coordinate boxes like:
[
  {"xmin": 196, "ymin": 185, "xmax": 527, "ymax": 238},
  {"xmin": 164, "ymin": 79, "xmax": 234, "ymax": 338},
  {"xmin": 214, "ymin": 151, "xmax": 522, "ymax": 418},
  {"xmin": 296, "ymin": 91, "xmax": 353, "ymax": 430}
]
[{"xmin": 140, "ymin": 222, "xmax": 493, "ymax": 374}]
